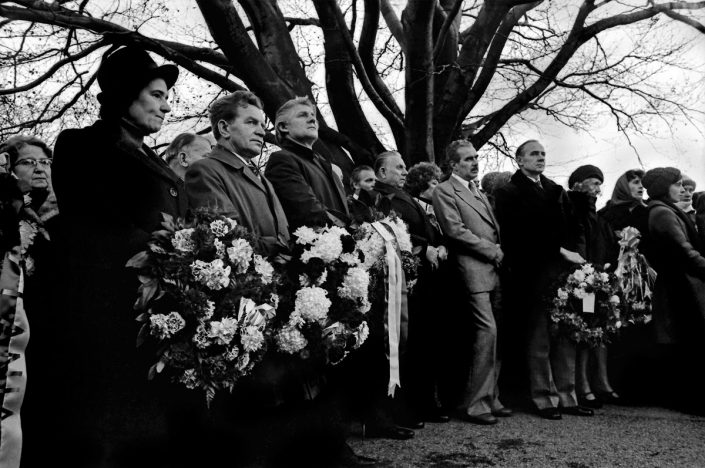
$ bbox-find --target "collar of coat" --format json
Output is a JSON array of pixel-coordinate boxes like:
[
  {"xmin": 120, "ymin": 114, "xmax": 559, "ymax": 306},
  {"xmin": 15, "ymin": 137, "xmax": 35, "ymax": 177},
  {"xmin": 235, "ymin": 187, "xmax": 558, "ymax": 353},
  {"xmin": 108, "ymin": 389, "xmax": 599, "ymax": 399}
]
[
  {"xmin": 207, "ymin": 145, "xmax": 265, "ymax": 190},
  {"xmin": 649, "ymin": 198, "xmax": 700, "ymax": 241},
  {"xmin": 511, "ymin": 170, "xmax": 561, "ymax": 195},
  {"xmin": 280, "ymin": 137, "xmax": 318, "ymax": 160}
]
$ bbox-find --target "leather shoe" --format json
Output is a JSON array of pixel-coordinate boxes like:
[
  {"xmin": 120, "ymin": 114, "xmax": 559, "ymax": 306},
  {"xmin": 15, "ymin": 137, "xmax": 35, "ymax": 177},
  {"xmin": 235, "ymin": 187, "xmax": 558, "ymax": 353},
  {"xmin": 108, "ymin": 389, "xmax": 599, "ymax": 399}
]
[
  {"xmin": 561, "ymin": 405, "xmax": 594, "ymax": 416},
  {"xmin": 364, "ymin": 424, "xmax": 415, "ymax": 440},
  {"xmin": 461, "ymin": 412, "xmax": 497, "ymax": 425},
  {"xmin": 578, "ymin": 392, "xmax": 603, "ymax": 409},
  {"xmin": 491, "ymin": 407, "xmax": 513, "ymax": 418},
  {"xmin": 537, "ymin": 408, "xmax": 562, "ymax": 420},
  {"xmin": 597, "ymin": 391, "xmax": 622, "ymax": 405}
]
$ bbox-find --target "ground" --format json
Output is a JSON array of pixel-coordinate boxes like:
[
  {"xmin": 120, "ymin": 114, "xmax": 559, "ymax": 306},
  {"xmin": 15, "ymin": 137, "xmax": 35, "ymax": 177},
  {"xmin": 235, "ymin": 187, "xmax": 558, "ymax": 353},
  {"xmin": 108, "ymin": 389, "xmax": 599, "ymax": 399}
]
[{"xmin": 348, "ymin": 405, "xmax": 705, "ymax": 467}]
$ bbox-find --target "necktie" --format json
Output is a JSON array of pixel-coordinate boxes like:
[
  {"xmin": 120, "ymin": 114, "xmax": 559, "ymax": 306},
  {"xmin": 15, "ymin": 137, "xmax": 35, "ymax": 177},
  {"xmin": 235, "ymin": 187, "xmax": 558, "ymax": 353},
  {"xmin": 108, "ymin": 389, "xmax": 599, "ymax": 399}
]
[{"xmin": 248, "ymin": 161, "xmax": 260, "ymax": 178}]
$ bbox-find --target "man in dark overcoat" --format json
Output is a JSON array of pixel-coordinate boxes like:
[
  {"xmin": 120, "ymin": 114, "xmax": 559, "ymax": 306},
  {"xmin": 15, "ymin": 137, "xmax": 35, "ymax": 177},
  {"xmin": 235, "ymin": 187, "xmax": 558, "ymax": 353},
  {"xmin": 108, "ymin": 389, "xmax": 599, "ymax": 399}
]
[
  {"xmin": 185, "ymin": 91, "xmax": 290, "ymax": 256},
  {"xmin": 43, "ymin": 47, "xmax": 215, "ymax": 467},
  {"xmin": 265, "ymin": 97, "xmax": 349, "ymax": 231},
  {"xmin": 494, "ymin": 140, "xmax": 591, "ymax": 420}
]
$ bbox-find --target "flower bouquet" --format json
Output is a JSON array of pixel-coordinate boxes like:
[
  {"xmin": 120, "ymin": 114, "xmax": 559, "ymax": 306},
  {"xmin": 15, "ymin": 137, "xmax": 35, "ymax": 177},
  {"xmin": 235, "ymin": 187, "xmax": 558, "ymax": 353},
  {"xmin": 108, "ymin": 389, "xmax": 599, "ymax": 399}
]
[
  {"xmin": 550, "ymin": 263, "xmax": 623, "ymax": 346},
  {"xmin": 127, "ymin": 210, "xmax": 278, "ymax": 404},
  {"xmin": 614, "ymin": 227, "xmax": 655, "ymax": 326},
  {"xmin": 273, "ymin": 225, "xmax": 370, "ymax": 366}
]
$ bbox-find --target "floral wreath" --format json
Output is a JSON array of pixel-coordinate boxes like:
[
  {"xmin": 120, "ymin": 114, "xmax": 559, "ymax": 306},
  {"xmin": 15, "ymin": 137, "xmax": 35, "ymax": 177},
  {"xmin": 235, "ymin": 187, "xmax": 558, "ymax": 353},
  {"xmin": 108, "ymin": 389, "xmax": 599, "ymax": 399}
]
[
  {"xmin": 615, "ymin": 226, "xmax": 654, "ymax": 326},
  {"xmin": 550, "ymin": 263, "xmax": 623, "ymax": 347}
]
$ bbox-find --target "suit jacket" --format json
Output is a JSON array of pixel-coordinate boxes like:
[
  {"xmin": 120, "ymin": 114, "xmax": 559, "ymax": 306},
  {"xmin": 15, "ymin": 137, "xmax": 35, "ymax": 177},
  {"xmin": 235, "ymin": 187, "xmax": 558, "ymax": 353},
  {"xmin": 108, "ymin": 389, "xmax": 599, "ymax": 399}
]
[
  {"xmin": 185, "ymin": 145, "xmax": 289, "ymax": 255},
  {"xmin": 53, "ymin": 120, "xmax": 187, "ymax": 269},
  {"xmin": 265, "ymin": 138, "xmax": 349, "ymax": 230},
  {"xmin": 433, "ymin": 176, "xmax": 501, "ymax": 293}
]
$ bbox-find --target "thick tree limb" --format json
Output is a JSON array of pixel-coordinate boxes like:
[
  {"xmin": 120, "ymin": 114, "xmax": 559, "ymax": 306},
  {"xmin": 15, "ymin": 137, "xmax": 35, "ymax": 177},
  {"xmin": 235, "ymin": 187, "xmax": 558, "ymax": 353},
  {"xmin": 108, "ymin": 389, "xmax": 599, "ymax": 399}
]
[
  {"xmin": 380, "ymin": 0, "xmax": 407, "ymax": 53},
  {"xmin": 433, "ymin": 0, "xmax": 463, "ymax": 62}
]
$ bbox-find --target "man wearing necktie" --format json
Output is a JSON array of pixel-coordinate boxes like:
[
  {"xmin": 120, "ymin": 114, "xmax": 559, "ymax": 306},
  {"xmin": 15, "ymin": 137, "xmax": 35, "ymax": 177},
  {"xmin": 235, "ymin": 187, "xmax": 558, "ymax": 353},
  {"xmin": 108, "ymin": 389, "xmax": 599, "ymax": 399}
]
[
  {"xmin": 494, "ymin": 139, "xmax": 589, "ymax": 420},
  {"xmin": 432, "ymin": 140, "xmax": 510, "ymax": 425},
  {"xmin": 185, "ymin": 91, "xmax": 289, "ymax": 256},
  {"xmin": 265, "ymin": 97, "xmax": 350, "ymax": 231}
]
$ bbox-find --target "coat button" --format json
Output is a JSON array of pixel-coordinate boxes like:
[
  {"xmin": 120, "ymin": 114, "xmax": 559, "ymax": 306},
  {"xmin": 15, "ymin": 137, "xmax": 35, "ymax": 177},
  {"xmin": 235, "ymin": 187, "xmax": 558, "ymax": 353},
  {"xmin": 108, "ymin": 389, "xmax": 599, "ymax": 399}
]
[{"xmin": 169, "ymin": 187, "xmax": 178, "ymax": 197}]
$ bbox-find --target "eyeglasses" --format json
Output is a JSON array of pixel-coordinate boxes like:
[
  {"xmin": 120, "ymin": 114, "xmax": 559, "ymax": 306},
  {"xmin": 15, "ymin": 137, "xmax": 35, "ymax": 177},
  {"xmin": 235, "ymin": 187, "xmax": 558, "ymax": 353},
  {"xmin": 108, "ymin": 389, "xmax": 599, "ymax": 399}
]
[{"xmin": 15, "ymin": 159, "xmax": 52, "ymax": 168}]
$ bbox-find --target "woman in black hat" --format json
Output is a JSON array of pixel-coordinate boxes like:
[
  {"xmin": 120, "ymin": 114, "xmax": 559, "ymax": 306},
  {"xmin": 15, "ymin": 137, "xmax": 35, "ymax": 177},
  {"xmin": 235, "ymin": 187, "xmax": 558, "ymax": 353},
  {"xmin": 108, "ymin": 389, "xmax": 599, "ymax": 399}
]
[
  {"xmin": 24, "ymin": 47, "xmax": 215, "ymax": 467},
  {"xmin": 643, "ymin": 167, "xmax": 705, "ymax": 415}
]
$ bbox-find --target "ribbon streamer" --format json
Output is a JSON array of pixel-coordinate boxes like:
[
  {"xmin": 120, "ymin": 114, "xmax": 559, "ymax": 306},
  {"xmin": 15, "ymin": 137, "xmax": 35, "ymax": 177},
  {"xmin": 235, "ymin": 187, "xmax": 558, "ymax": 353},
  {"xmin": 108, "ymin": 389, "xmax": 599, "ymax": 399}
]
[{"xmin": 371, "ymin": 221, "xmax": 402, "ymax": 397}]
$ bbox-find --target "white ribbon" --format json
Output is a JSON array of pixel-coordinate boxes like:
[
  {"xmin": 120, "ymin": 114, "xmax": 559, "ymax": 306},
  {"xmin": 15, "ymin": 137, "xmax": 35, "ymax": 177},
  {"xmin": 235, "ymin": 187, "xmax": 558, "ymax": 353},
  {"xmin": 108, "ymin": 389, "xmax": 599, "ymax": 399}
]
[
  {"xmin": 238, "ymin": 297, "xmax": 275, "ymax": 329},
  {"xmin": 371, "ymin": 221, "xmax": 402, "ymax": 397}
]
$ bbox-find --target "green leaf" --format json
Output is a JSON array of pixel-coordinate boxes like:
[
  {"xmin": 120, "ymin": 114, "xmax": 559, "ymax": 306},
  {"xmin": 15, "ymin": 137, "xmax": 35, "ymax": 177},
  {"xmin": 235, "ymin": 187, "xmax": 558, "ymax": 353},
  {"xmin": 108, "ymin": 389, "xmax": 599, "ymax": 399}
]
[
  {"xmin": 126, "ymin": 251, "xmax": 149, "ymax": 268},
  {"xmin": 136, "ymin": 323, "xmax": 149, "ymax": 347}
]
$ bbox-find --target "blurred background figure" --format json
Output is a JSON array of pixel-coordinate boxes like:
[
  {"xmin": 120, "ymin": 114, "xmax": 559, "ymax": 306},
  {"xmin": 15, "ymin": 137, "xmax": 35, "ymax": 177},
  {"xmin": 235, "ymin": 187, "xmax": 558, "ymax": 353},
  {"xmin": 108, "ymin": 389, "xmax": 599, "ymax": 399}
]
[
  {"xmin": 480, "ymin": 171, "xmax": 512, "ymax": 210},
  {"xmin": 164, "ymin": 132, "xmax": 212, "ymax": 180},
  {"xmin": 675, "ymin": 174, "xmax": 696, "ymax": 224}
]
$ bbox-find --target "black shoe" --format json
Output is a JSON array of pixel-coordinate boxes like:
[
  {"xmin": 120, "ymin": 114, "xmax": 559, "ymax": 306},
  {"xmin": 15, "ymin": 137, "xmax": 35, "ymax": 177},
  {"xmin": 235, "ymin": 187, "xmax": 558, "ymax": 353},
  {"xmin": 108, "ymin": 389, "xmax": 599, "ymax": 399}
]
[
  {"xmin": 364, "ymin": 424, "xmax": 415, "ymax": 440},
  {"xmin": 561, "ymin": 405, "xmax": 594, "ymax": 416},
  {"xmin": 537, "ymin": 408, "xmax": 562, "ymax": 420},
  {"xmin": 420, "ymin": 406, "xmax": 451, "ymax": 423},
  {"xmin": 338, "ymin": 444, "xmax": 379, "ymax": 467},
  {"xmin": 578, "ymin": 392, "xmax": 603, "ymax": 409},
  {"xmin": 397, "ymin": 419, "xmax": 425, "ymax": 429},
  {"xmin": 460, "ymin": 412, "xmax": 498, "ymax": 425},
  {"xmin": 491, "ymin": 407, "xmax": 513, "ymax": 418}
]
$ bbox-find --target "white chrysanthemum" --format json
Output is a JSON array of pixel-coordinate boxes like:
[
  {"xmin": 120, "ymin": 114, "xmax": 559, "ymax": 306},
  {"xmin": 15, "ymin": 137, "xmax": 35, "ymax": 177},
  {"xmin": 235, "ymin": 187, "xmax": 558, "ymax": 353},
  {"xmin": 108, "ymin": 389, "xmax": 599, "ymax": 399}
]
[
  {"xmin": 294, "ymin": 226, "xmax": 318, "ymax": 245},
  {"xmin": 354, "ymin": 321, "xmax": 369, "ymax": 348},
  {"xmin": 208, "ymin": 317, "xmax": 239, "ymax": 345},
  {"xmin": 227, "ymin": 238, "xmax": 253, "ymax": 274},
  {"xmin": 301, "ymin": 230, "xmax": 344, "ymax": 263},
  {"xmin": 356, "ymin": 225, "xmax": 385, "ymax": 269},
  {"xmin": 210, "ymin": 219, "xmax": 231, "ymax": 237},
  {"xmin": 253, "ymin": 254, "xmax": 274, "ymax": 284},
  {"xmin": 276, "ymin": 325, "xmax": 308, "ymax": 354},
  {"xmin": 172, "ymin": 228, "xmax": 195, "ymax": 252},
  {"xmin": 241, "ymin": 325, "xmax": 264, "ymax": 352},
  {"xmin": 338, "ymin": 267, "xmax": 370, "ymax": 300},
  {"xmin": 214, "ymin": 238, "xmax": 226, "ymax": 258},
  {"xmin": 340, "ymin": 252, "xmax": 361, "ymax": 266},
  {"xmin": 191, "ymin": 259, "xmax": 231, "ymax": 290},
  {"xmin": 149, "ymin": 311, "xmax": 185, "ymax": 339},
  {"xmin": 295, "ymin": 287, "xmax": 331, "ymax": 323}
]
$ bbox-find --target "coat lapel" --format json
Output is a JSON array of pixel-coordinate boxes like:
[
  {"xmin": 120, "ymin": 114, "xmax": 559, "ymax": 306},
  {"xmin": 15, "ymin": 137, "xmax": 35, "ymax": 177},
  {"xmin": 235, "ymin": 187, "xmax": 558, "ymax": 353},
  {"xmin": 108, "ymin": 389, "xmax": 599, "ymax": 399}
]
[
  {"xmin": 115, "ymin": 140, "xmax": 180, "ymax": 186},
  {"xmin": 451, "ymin": 177, "xmax": 496, "ymax": 227},
  {"xmin": 208, "ymin": 147, "xmax": 266, "ymax": 193}
]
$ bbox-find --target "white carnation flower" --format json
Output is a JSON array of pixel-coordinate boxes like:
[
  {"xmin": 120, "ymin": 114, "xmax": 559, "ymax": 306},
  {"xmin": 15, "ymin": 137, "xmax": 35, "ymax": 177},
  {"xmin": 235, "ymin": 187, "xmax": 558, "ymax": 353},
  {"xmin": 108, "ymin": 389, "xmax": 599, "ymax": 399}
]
[
  {"xmin": 213, "ymin": 238, "xmax": 226, "ymax": 258},
  {"xmin": 582, "ymin": 264, "xmax": 595, "ymax": 275},
  {"xmin": 557, "ymin": 289, "xmax": 569, "ymax": 300},
  {"xmin": 295, "ymin": 287, "xmax": 331, "ymax": 323},
  {"xmin": 354, "ymin": 321, "xmax": 369, "ymax": 348},
  {"xmin": 276, "ymin": 325, "xmax": 308, "ymax": 354},
  {"xmin": 210, "ymin": 219, "xmax": 231, "ymax": 237},
  {"xmin": 172, "ymin": 228, "xmax": 195, "ymax": 252},
  {"xmin": 201, "ymin": 300, "xmax": 215, "ymax": 321},
  {"xmin": 227, "ymin": 238, "xmax": 253, "ymax": 274},
  {"xmin": 253, "ymin": 254, "xmax": 274, "ymax": 284},
  {"xmin": 193, "ymin": 324, "xmax": 210, "ymax": 349},
  {"xmin": 572, "ymin": 270, "xmax": 586, "ymax": 282},
  {"xmin": 191, "ymin": 259, "xmax": 231, "ymax": 290},
  {"xmin": 149, "ymin": 311, "xmax": 185, "ymax": 339},
  {"xmin": 179, "ymin": 369, "xmax": 199, "ymax": 390},
  {"xmin": 208, "ymin": 317, "xmax": 239, "ymax": 345},
  {"xmin": 600, "ymin": 272, "xmax": 609, "ymax": 282}
]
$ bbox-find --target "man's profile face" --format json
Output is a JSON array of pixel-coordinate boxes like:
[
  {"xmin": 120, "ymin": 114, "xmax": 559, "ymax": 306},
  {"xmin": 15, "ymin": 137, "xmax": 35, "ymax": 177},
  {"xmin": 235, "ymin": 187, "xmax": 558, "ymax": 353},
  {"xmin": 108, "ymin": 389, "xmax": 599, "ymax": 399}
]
[
  {"xmin": 517, "ymin": 141, "xmax": 546, "ymax": 176},
  {"xmin": 282, "ymin": 104, "xmax": 318, "ymax": 143},
  {"xmin": 452, "ymin": 145, "xmax": 479, "ymax": 182},
  {"xmin": 221, "ymin": 104, "xmax": 266, "ymax": 158},
  {"xmin": 380, "ymin": 154, "xmax": 407, "ymax": 189}
]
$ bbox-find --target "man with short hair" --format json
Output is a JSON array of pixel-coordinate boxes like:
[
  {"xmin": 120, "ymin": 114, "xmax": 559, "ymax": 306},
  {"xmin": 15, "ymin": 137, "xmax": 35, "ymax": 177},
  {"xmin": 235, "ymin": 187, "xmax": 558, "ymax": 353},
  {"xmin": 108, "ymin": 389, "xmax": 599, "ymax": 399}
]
[
  {"xmin": 432, "ymin": 140, "xmax": 510, "ymax": 425},
  {"xmin": 265, "ymin": 97, "xmax": 349, "ymax": 230},
  {"xmin": 164, "ymin": 133, "xmax": 211, "ymax": 180},
  {"xmin": 494, "ymin": 139, "xmax": 590, "ymax": 420},
  {"xmin": 185, "ymin": 91, "xmax": 289, "ymax": 255}
]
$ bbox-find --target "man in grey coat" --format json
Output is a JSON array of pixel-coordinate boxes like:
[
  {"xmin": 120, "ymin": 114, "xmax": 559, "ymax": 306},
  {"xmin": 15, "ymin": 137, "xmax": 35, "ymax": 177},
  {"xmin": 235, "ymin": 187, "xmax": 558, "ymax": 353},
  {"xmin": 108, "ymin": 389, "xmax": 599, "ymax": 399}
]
[
  {"xmin": 185, "ymin": 91, "xmax": 289, "ymax": 255},
  {"xmin": 432, "ymin": 140, "xmax": 510, "ymax": 425}
]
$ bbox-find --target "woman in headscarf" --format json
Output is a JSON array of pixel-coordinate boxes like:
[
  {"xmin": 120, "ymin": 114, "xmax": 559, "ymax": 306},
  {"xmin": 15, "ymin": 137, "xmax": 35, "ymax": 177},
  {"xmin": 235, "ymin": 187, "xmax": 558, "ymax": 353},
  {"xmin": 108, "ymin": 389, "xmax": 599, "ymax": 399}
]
[{"xmin": 643, "ymin": 167, "xmax": 705, "ymax": 414}]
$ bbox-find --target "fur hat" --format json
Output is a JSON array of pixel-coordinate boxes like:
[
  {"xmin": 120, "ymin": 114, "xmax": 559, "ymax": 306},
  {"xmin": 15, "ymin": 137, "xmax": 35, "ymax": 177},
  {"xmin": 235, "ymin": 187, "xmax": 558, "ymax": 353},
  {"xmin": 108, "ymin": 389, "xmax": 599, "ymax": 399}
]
[
  {"xmin": 642, "ymin": 167, "xmax": 681, "ymax": 200},
  {"xmin": 568, "ymin": 164, "xmax": 604, "ymax": 189}
]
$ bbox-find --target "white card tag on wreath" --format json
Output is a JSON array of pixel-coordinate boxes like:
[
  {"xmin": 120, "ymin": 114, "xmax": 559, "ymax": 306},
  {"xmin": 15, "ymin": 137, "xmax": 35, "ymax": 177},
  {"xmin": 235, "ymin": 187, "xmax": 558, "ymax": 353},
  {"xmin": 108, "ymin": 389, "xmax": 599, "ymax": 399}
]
[{"xmin": 582, "ymin": 293, "xmax": 595, "ymax": 313}]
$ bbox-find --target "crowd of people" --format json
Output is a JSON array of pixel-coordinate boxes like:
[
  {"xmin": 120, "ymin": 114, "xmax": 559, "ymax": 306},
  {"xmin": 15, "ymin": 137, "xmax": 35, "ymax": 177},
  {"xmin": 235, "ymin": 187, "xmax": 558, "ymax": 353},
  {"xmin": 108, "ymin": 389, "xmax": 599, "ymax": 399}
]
[{"xmin": 1, "ymin": 46, "xmax": 705, "ymax": 468}]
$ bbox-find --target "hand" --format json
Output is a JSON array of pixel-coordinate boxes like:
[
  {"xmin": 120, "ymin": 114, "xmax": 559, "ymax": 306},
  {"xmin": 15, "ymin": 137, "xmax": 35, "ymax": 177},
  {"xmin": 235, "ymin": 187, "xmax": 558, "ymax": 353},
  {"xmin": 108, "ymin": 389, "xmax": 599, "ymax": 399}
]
[
  {"xmin": 425, "ymin": 246, "xmax": 439, "ymax": 270},
  {"xmin": 560, "ymin": 247, "xmax": 586, "ymax": 265},
  {"xmin": 494, "ymin": 245, "xmax": 504, "ymax": 267},
  {"xmin": 437, "ymin": 245, "xmax": 448, "ymax": 262}
]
